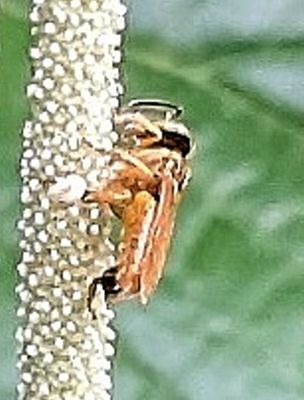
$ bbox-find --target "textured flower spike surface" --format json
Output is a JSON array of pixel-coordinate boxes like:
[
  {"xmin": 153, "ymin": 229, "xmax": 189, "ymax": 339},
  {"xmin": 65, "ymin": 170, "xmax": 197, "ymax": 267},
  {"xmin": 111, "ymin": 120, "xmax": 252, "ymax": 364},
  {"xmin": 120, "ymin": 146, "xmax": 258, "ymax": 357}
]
[{"xmin": 16, "ymin": 1, "xmax": 126, "ymax": 399}]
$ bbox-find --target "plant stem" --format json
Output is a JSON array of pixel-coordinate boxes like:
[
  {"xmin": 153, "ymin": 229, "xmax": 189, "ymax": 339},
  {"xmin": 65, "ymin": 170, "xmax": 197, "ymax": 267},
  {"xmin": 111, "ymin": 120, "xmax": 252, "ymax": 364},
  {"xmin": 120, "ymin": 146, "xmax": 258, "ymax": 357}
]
[{"xmin": 17, "ymin": 1, "xmax": 126, "ymax": 399}]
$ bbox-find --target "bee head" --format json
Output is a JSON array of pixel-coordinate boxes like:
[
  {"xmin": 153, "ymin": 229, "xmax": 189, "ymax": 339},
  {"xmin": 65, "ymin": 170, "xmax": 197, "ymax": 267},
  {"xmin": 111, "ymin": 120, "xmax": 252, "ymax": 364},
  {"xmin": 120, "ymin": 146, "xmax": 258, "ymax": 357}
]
[{"xmin": 127, "ymin": 99, "xmax": 193, "ymax": 158}]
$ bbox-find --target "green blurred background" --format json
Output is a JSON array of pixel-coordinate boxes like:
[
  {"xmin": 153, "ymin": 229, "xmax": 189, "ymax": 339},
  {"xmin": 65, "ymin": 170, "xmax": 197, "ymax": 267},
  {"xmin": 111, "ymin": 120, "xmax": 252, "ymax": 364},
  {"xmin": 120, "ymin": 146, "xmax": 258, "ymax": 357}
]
[{"xmin": 1, "ymin": 0, "xmax": 304, "ymax": 399}]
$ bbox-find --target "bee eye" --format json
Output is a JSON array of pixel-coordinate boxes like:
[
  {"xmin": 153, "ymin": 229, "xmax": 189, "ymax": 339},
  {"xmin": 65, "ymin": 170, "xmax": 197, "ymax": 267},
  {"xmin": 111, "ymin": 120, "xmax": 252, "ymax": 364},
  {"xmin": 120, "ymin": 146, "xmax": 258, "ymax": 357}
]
[{"xmin": 160, "ymin": 128, "xmax": 191, "ymax": 157}]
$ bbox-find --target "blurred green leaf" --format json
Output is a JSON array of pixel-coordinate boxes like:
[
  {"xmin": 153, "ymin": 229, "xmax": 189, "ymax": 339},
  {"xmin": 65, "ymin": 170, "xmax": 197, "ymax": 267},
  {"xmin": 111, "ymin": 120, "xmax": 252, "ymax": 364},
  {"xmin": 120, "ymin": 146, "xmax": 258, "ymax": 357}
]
[{"xmin": 2, "ymin": 2, "xmax": 304, "ymax": 400}]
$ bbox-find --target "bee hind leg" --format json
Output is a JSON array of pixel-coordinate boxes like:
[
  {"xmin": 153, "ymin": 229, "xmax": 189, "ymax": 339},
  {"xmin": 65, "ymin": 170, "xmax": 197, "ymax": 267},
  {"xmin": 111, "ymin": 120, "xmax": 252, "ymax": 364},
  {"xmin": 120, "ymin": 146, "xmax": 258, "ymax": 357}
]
[{"xmin": 87, "ymin": 267, "xmax": 121, "ymax": 317}]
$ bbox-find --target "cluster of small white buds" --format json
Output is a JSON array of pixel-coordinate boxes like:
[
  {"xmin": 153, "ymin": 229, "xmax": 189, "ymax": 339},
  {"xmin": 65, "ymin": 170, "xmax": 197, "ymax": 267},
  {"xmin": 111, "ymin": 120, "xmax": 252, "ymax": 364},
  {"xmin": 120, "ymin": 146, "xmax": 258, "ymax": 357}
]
[{"xmin": 17, "ymin": 1, "xmax": 126, "ymax": 399}]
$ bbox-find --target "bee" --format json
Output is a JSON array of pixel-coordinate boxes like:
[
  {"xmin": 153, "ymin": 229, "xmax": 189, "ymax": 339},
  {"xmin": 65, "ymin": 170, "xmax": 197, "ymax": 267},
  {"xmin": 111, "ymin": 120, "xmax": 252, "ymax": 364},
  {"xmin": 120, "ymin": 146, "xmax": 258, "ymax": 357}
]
[{"xmin": 86, "ymin": 99, "xmax": 194, "ymax": 308}]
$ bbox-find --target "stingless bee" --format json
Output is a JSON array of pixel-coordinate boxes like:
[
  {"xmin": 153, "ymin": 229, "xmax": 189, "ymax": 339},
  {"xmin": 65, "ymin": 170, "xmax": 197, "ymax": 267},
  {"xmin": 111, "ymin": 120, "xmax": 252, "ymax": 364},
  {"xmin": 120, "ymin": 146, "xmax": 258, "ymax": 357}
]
[{"xmin": 86, "ymin": 99, "xmax": 194, "ymax": 308}]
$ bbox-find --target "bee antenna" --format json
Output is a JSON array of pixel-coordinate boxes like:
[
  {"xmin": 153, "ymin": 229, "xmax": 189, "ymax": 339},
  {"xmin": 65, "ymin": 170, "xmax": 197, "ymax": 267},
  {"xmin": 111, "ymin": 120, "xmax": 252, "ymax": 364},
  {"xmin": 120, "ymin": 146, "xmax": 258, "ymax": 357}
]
[{"xmin": 128, "ymin": 99, "xmax": 183, "ymax": 119}]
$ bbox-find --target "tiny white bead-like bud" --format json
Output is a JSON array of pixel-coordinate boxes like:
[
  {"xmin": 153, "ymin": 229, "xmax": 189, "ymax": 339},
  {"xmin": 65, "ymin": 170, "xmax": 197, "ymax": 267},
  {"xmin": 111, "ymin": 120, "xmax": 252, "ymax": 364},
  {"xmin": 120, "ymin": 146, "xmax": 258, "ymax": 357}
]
[
  {"xmin": 49, "ymin": 41, "xmax": 61, "ymax": 54},
  {"xmin": 42, "ymin": 78, "xmax": 55, "ymax": 90},
  {"xmin": 38, "ymin": 382, "xmax": 50, "ymax": 396},
  {"xmin": 26, "ymin": 344, "xmax": 38, "ymax": 357},
  {"xmin": 54, "ymin": 63, "xmax": 65, "ymax": 76},
  {"xmin": 42, "ymin": 57, "xmax": 54, "ymax": 68},
  {"xmin": 30, "ymin": 47, "xmax": 41, "ymax": 59},
  {"xmin": 44, "ymin": 22, "xmax": 56, "ymax": 34},
  {"xmin": 43, "ymin": 353, "xmax": 54, "ymax": 364}
]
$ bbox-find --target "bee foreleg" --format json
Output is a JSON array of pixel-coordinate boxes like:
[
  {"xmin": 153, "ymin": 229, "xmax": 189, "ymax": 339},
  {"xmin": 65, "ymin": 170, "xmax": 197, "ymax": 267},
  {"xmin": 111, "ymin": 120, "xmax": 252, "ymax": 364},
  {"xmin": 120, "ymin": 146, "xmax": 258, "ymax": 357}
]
[{"xmin": 83, "ymin": 186, "xmax": 132, "ymax": 205}]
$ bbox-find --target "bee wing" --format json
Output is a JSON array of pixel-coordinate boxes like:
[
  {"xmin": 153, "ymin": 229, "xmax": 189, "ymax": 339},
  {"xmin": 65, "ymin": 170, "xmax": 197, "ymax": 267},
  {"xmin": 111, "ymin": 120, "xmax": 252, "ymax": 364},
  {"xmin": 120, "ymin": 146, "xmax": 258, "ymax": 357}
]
[
  {"xmin": 117, "ymin": 171, "xmax": 179, "ymax": 304},
  {"xmin": 138, "ymin": 171, "xmax": 180, "ymax": 304},
  {"xmin": 117, "ymin": 190, "xmax": 158, "ymax": 299}
]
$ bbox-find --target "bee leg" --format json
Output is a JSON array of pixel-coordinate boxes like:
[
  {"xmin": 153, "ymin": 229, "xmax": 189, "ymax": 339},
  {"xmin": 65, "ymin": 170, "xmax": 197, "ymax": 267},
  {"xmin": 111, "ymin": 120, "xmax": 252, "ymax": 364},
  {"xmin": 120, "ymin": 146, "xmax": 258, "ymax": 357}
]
[
  {"xmin": 82, "ymin": 185, "xmax": 133, "ymax": 206},
  {"xmin": 87, "ymin": 267, "xmax": 121, "ymax": 318},
  {"xmin": 115, "ymin": 111, "xmax": 162, "ymax": 148}
]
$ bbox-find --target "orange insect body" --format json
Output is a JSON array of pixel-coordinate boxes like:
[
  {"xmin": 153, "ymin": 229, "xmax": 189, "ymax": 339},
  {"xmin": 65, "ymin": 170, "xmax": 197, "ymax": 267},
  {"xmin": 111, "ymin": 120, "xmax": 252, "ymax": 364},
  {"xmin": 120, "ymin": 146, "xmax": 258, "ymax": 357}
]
[{"xmin": 87, "ymin": 99, "xmax": 193, "ymax": 306}]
